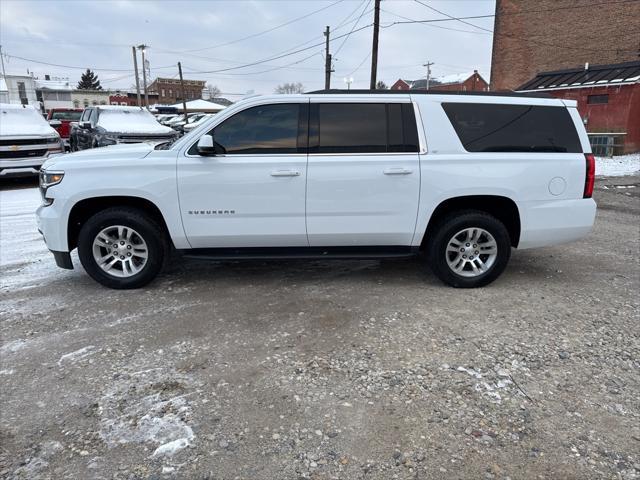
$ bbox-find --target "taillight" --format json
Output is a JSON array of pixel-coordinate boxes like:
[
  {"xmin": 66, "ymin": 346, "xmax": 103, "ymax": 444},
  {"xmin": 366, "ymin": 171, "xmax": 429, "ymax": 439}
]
[{"xmin": 584, "ymin": 153, "xmax": 595, "ymax": 198}]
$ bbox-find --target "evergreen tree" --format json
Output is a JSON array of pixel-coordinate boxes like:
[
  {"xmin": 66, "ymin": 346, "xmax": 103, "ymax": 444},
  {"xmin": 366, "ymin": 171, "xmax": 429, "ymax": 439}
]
[{"xmin": 77, "ymin": 69, "xmax": 102, "ymax": 90}]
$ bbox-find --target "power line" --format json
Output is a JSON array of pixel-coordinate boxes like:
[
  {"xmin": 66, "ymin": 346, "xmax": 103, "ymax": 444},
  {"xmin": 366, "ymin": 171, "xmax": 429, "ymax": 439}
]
[
  {"xmin": 3, "ymin": 53, "xmax": 177, "ymax": 72},
  {"xmin": 412, "ymin": 0, "xmax": 638, "ymax": 53},
  {"xmin": 334, "ymin": 0, "xmax": 372, "ymax": 56},
  {"xmin": 178, "ymin": 0, "xmax": 345, "ymax": 53},
  {"xmin": 189, "ymin": 24, "xmax": 373, "ymax": 74}
]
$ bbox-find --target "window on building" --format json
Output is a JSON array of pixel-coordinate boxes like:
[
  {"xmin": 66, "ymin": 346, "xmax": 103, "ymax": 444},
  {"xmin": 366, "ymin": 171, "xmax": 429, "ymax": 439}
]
[
  {"xmin": 161, "ymin": 89, "xmax": 165, "ymax": 97},
  {"xmin": 442, "ymin": 103, "xmax": 582, "ymax": 153},
  {"xmin": 589, "ymin": 134, "xmax": 624, "ymax": 157},
  {"xmin": 191, "ymin": 103, "xmax": 302, "ymax": 155},
  {"xmin": 587, "ymin": 94, "xmax": 609, "ymax": 105},
  {"xmin": 73, "ymin": 100, "xmax": 80, "ymax": 108},
  {"xmin": 84, "ymin": 99, "xmax": 89, "ymax": 107},
  {"xmin": 17, "ymin": 82, "xmax": 27, "ymax": 104}
]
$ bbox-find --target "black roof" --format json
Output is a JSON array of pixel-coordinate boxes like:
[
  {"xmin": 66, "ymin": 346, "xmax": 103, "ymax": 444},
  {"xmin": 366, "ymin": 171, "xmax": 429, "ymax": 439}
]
[
  {"xmin": 517, "ymin": 61, "xmax": 640, "ymax": 91},
  {"xmin": 306, "ymin": 89, "xmax": 552, "ymax": 98}
]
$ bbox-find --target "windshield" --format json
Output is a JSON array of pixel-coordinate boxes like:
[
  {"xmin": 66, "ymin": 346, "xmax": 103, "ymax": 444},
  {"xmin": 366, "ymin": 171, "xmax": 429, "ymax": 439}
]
[{"xmin": 50, "ymin": 110, "xmax": 82, "ymax": 121}]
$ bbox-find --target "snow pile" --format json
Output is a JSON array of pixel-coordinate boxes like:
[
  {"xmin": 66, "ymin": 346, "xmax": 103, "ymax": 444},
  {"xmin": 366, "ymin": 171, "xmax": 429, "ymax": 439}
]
[
  {"xmin": 98, "ymin": 369, "xmax": 195, "ymax": 457},
  {"xmin": 596, "ymin": 154, "xmax": 640, "ymax": 177},
  {"xmin": 0, "ymin": 104, "xmax": 58, "ymax": 137}
]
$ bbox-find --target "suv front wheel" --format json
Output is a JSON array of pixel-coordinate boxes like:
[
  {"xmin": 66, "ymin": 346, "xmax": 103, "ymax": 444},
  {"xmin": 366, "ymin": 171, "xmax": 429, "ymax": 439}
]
[
  {"xmin": 427, "ymin": 211, "xmax": 511, "ymax": 288},
  {"xmin": 77, "ymin": 207, "xmax": 167, "ymax": 289}
]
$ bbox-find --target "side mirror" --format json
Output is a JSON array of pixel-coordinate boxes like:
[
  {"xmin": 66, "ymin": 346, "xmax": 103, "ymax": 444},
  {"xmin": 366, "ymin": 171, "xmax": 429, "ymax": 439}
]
[
  {"xmin": 197, "ymin": 134, "xmax": 217, "ymax": 156},
  {"xmin": 48, "ymin": 119, "xmax": 62, "ymax": 127},
  {"xmin": 79, "ymin": 121, "xmax": 92, "ymax": 129}
]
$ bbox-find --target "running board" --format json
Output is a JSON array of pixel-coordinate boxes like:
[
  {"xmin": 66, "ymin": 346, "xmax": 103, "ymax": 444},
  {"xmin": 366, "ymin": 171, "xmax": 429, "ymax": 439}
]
[{"xmin": 179, "ymin": 246, "xmax": 419, "ymax": 261}]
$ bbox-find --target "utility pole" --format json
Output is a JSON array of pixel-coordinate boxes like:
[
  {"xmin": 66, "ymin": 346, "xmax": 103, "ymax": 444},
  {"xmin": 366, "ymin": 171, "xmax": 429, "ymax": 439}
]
[
  {"xmin": 132, "ymin": 46, "xmax": 141, "ymax": 107},
  {"xmin": 423, "ymin": 61, "xmax": 434, "ymax": 90},
  {"xmin": 369, "ymin": 0, "xmax": 381, "ymax": 89},
  {"xmin": 324, "ymin": 26, "xmax": 332, "ymax": 90},
  {"xmin": 178, "ymin": 62, "xmax": 188, "ymax": 123},
  {"xmin": 137, "ymin": 44, "xmax": 149, "ymax": 107},
  {"xmin": 0, "ymin": 45, "xmax": 7, "ymax": 79}
]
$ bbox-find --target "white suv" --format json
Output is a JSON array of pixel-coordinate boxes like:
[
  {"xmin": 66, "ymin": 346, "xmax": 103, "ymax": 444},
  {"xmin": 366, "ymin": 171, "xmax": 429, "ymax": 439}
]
[{"xmin": 36, "ymin": 91, "xmax": 596, "ymax": 289}]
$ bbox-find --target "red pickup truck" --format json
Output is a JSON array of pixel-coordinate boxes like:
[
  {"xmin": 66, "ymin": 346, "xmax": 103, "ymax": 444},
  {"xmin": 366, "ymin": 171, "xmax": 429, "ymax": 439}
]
[{"xmin": 47, "ymin": 109, "xmax": 83, "ymax": 151}]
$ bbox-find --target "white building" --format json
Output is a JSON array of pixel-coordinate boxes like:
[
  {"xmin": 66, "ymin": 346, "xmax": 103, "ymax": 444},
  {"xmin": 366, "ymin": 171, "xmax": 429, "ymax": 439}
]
[
  {"xmin": 71, "ymin": 89, "xmax": 111, "ymax": 108},
  {"xmin": 2, "ymin": 74, "xmax": 39, "ymax": 107},
  {"xmin": 36, "ymin": 76, "xmax": 73, "ymax": 111}
]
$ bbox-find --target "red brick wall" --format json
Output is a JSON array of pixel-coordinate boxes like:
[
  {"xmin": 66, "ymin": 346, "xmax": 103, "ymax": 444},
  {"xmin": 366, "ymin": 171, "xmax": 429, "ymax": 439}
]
[
  {"xmin": 547, "ymin": 83, "xmax": 640, "ymax": 153},
  {"xmin": 490, "ymin": 0, "xmax": 640, "ymax": 91}
]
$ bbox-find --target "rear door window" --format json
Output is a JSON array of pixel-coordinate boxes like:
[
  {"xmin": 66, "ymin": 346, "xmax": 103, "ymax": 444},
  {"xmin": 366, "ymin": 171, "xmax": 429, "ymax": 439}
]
[
  {"xmin": 310, "ymin": 103, "xmax": 419, "ymax": 154},
  {"xmin": 442, "ymin": 103, "xmax": 582, "ymax": 153}
]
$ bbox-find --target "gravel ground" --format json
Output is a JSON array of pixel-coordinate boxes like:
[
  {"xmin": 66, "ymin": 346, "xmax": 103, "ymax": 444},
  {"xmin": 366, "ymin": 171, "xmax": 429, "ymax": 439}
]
[{"xmin": 1, "ymin": 176, "xmax": 639, "ymax": 480}]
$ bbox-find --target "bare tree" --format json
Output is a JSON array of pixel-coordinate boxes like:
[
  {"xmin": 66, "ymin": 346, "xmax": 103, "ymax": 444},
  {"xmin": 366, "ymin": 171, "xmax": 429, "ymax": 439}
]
[
  {"xmin": 375, "ymin": 80, "xmax": 388, "ymax": 90},
  {"xmin": 205, "ymin": 83, "xmax": 221, "ymax": 100},
  {"xmin": 275, "ymin": 82, "xmax": 305, "ymax": 94}
]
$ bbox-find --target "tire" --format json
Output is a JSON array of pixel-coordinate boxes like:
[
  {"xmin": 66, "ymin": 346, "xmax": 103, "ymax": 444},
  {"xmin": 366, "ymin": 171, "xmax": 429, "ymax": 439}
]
[
  {"xmin": 77, "ymin": 207, "xmax": 167, "ymax": 289},
  {"xmin": 426, "ymin": 210, "xmax": 511, "ymax": 288}
]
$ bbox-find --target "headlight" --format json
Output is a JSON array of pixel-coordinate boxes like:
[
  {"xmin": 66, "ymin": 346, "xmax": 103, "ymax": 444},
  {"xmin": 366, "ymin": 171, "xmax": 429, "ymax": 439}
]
[
  {"xmin": 46, "ymin": 135, "xmax": 64, "ymax": 153},
  {"xmin": 39, "ymin": 170, "xmax": 64, "ymax": 206}
]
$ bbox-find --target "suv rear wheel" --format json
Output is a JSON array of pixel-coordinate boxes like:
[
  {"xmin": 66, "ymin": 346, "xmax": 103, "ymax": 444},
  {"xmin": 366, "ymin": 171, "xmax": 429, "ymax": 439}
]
[
  {"xmin": 427, "ymin": 211, "xmax": 511, "ymax": 288},
  {"xmin": 77, "ymin": 207, "xmax": 167, "ymax": 289}
]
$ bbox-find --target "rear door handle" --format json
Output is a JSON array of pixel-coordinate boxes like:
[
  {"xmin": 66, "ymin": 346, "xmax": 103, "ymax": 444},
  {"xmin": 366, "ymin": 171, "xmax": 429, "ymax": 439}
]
[
  {"xmin": 271, "ymin": 170, "xmax": 300, "ymax": 177},
  {"xmin": 383, "ymin": 167, "xmax": 413, "ymax": 175}
]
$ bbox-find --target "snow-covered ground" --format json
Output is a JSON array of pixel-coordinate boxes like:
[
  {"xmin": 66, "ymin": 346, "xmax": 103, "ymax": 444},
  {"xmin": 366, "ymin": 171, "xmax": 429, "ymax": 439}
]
[
  {"xmin": 595, "ymin": 154, "xmax": 640, "ymax": 177},
  {"xmin": 0, "ymin": 187, "xmax": 76, "ymax": 291}
]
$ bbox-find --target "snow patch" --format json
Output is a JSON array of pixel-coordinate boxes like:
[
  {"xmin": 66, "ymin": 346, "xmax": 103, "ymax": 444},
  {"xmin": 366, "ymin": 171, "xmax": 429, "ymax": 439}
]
[
  {"xmin": 152, "ymin": 437, "xmax": 191, "ymax": 457},
  {"xmin": 99, "ymin": 369, "xmax": 196, "ymax": 453},
  {"xmin": 0, "ymin": 339, "xmax": 27, "ymax": 354},
  {"xmin": 57, "ymin": 345, "xmax": 96, "ymax": 366},
  {"xmin": 596, "ymin": 154, "xmax": 640, "ymax": 177}
]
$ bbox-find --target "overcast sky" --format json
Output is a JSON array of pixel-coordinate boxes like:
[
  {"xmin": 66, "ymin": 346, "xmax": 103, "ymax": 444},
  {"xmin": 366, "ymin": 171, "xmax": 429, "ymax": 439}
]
[{"xmin": 0, "ymin": 0, "xmax": 495, "ymax": 98}]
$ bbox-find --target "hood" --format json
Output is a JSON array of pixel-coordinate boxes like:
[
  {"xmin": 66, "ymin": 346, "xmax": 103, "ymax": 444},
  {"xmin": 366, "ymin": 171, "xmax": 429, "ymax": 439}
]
[
  {"xmin": 0, "ymin": 104, "xmax": 59, "ymax": 138},
  {"xmin": 42, "ymin": 143, "xmax": 154, "ymax": 170},
  {"xmin": 96, "ymin": 109, "xmax": 176, "ymax": 135}
]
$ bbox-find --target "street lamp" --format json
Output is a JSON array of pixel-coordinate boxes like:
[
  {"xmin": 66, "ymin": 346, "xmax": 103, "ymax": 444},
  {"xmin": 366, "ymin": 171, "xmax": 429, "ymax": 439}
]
[
  {"xmin": 344, "ymin": 77, "xmax": 354, "ymax": 90},
  {"xmin": 137, "ymin": 44, "xmax": 149, "ymax": 107}
]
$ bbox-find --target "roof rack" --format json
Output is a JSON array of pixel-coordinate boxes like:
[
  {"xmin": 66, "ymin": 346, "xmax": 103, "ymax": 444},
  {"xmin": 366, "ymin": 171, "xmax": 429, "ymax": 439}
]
[{"xmin": 306, "ymin": 89, "xmax": 553, "ymax": 99}]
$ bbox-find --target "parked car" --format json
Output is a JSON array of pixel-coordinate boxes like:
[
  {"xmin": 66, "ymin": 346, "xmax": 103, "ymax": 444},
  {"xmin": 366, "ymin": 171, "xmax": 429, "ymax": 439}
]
[
  {"xmin": 47, "ymin": 108, "xmax": 83, "ymax": 151},
  {"xmin": 0, "ymin": 103, "xmax": 64, "ymax": 178},
  {"xmin": 182, "ymin": 113, "xmax": 216, "ymax": 133},
  {"xmin": 69, "ymin": 106, "xmax": 177, "ymax": 151},
  {"xmin": 37, "ymin": 91, "xmax": 596, "ymax": 289},
  {"xmin": 155, "ymin": 114, "xmax": 178, "ymax": 125},
  {"xmin": 166, "ymin": 112, "xmax": 206, "ymax": 132}
]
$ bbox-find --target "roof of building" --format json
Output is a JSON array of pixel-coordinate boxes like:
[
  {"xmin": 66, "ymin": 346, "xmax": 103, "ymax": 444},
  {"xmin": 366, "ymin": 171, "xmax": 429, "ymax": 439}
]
[
  {"xmin": 517, "ymin": 61, "xmax": 640, "ymax": 91},
  {"xmin": 397, "ymin": 71, "xmax": 486, "ymax": 90},
  {"xmin": 35, "ymin": 77, "xmax": 72, "ymax": 91}
]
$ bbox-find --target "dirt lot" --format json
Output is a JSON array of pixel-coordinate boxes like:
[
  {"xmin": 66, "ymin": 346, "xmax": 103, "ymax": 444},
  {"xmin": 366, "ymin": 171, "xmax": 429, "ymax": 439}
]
[{"xmin": 1, "ymin": 176, "xmax": 638, "ymax": 480}]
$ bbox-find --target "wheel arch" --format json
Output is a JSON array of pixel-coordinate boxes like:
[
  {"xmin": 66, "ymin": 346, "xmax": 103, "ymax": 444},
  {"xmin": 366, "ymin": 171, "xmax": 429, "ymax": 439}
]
[
  {"xmin": 420, "ymin": 195, "xmax": 521, "ymax": 249},
  {"xmin": 67, "ymin": 195, "xmax": 173, "ymax": 251}
]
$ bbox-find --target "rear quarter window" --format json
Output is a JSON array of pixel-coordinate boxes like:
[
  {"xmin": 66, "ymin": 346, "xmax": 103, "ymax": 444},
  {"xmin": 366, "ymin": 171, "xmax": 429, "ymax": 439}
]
[{"xmin": 442, "ymin": 103, "xmax": 582, "ymax": 153}]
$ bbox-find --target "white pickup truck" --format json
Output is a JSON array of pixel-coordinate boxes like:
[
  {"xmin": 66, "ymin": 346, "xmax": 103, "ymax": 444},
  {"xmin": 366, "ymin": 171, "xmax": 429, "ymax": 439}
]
[
  {"xmin": 37, "ymin": 91, "xmax": 596, "ymax": 289},
  {"xmin": 0, "ymin": 103, "xmax": 64, "ymax": 177}
]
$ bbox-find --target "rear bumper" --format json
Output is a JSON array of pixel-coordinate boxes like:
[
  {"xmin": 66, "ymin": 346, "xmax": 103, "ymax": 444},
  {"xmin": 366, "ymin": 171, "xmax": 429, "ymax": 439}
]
[{"xmin": 518, "ymin": 198, "xmax": 597, "ymax": 249}]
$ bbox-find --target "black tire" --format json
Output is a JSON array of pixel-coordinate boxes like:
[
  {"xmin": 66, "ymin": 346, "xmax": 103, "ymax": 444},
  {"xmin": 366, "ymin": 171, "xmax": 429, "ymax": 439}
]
[
  {"xmin": 77, "ymin": 207, "xmax": 167, "ymax": 289},
  {"xmin": 426, "ymin": 210, "xmax": 511, "ymax": 288}
]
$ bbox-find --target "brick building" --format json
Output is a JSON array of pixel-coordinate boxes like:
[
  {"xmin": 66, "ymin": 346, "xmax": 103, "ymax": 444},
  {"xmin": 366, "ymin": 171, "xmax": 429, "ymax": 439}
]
[
  {"xmin": 109, "ymin": 92, "xmax": 159, "ymax": 106},
  {"xmin": 490, "ymin": 0, "xmax": 640, "ymax": 91},
  {"xmin": 148, "ymin": 77, "xmax": 205, "ymax": 104},
  {"xmin": 391, "ymin": 71, "xmax": 488, "ymax": 92},
  {"xmin": 517, "ymin": 61, "xmax": 640, "ymax": 154}
]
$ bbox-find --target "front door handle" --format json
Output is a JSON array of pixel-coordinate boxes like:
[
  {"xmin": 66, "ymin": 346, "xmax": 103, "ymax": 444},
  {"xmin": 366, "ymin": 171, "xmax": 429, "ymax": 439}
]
[
  {"xmin": 271, "ymin": 170, "xmax": 300, "ymax": 177},
  {"xmin": 383, "ymin": 167, "xmax": 413, "ymax": 175}
]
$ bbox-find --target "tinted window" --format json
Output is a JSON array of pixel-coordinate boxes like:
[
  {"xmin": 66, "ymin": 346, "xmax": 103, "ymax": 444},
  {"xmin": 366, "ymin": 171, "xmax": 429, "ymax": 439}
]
[
  {"xmin": 80, "ymin": 109, "xmax": 91, "ymax": 122},
  {"xmin": 202, "ymin": 104, "xmax": 301, "ymax": 155},
  {"xmin": 442, "ymin": 103, "xmax": 582, "ymax": 153},
  {"xmin": 311, "ymin": 103, "xmax": 419, "ymax": 154},
  {"xmin": 318, "ymin": 103, "xmax": 387, "ymax": 153}
]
